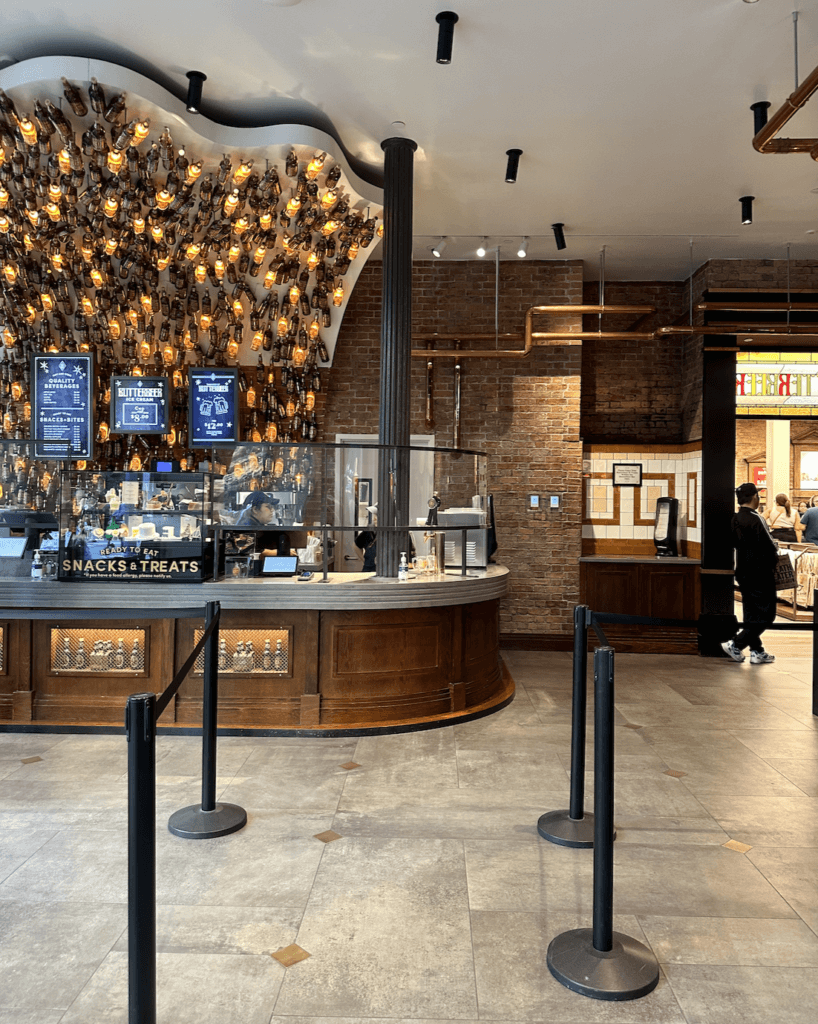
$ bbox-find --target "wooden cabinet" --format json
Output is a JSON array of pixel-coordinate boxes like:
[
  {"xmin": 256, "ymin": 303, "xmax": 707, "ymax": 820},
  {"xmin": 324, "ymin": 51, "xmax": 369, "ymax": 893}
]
[{"xmin": 580, "ymin": 557, "xmax": 700, "ymax": 654}]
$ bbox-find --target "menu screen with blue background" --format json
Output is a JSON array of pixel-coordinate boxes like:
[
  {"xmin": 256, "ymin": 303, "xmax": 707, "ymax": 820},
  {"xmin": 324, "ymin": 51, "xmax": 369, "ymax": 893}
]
[
  {"xmin": 32, "ymin": 353, "xmax": 94, "ymax": 459},
  {"xmin": 189, "ymin": 367, "xmax": 239, "ymax": 447}
]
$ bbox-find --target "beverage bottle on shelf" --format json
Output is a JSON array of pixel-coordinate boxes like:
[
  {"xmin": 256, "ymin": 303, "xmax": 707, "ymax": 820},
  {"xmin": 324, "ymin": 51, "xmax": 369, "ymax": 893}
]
[
  {"xmin": 60, "ymin": 635, "xmax": 72, "ymax": 669},
  {"xmin": 106, "ymin": 641, "xmax": 116, "ymax": 670},
  {"xmin": 245, "ymin": 641, "xmax": 255, "ymax": 671},
  {"xmin": 262, "ymin": 639, "xmax": 273, "ymax": 671},
  {"xmin": 398, "ymin": 552, "xmax": 409, "ymax": 582},
  {"xmin": 129, "ymin": 638, "xmax": 142, "ymax": 671},
  {"xmin": 272, "ymin": 639, "xmax": 285, "ymax": 672},
  {"xmin": 75, "ymin": 637, "xmax": 87, "ymax": 669},
  {"xmin": 235, "ymin": 641, "xmax": 246, "ymax": 672},
  {"xmin": 218, "ymin": 638, "xmax": 229, "ymax": 671},
  {"xmin": 114, "ymin": 638, "xmax": 126, "ymax": 669}
]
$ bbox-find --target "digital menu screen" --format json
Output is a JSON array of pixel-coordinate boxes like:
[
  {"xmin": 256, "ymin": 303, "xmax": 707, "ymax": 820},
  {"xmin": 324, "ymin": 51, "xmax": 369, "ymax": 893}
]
[
  {"xmin": 188, "ymin": 367, "xmax": 239, "ymax": 448},
  {"xmin": 31, "ymin": 353, "xmax": 94, "ymax": 460},
  {"xmin": 111, "ymin": 376, "xmax": 169, "ymax": 434}
]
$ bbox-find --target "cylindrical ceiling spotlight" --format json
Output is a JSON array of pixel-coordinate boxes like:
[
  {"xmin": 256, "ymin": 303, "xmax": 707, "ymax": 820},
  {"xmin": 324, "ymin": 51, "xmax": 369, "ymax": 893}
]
[
  {"xmin": 739, "ymin": 195, "xmax": 755, "ymax": 225},
  {"xmin": 551, "ymin": 222, "xmax": 566, "ymax": 251},
  {"xmin": 750, "ymin": 101, "xmax": 771, "ymax": 135},
  {"xmin": 432, "ymin": 237, "xmax": 448, "ymax": 258},
  {"xmin": 517, "ymin": 237, "xmax": 528, "ymax": 259},
  {"xmin": 185, "ymin": 71, "xmax": 207, "ymax": 113},
  {"xmin": 476, "ymin": 237, "xmax": 488, "ymax": 258},
  {"xmin": 505, "ymin": 148, "xmax": 523, "ymax": 183},
  {"xmin": 436, "ymin": 12, "xmax": 459, "ymax": 64}
]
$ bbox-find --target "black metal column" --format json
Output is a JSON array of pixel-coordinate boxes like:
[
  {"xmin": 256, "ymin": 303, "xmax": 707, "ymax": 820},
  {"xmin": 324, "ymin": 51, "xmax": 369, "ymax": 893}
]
[
  {"xmin": 699, "ymin": 344, "xmax": 738, "ymax": 655},
  {"xmin": 377, "ymin": 135, "xmax": 417, "ymax": 577}
]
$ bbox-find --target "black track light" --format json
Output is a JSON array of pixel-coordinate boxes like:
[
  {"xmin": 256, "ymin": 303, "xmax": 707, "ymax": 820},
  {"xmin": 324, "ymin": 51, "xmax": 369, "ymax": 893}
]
[
  {"xmin": 505, "ymin": 148, "xmax": 522, "ymax": 183},
  {"xmin": 551, "ymin": 222, "xmax": 566, "ymax": 251},
  {"xmin": 740, "ymin": 195, "xmax": 755, "ymax": 225},
  {"xmin": 185, "ymin": 71, "xmax": 207, "ymax": 114},
  {"xmin": 750, "ymin": 101, "xmax": 771, "ymax": 136},
  {"xmin": 435, "ymin": 12, "xmax": 459, "ymax": 64}
]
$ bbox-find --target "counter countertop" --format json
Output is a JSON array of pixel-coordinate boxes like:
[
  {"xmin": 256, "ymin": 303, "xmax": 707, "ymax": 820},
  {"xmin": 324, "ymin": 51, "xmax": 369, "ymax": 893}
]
[
  {"xmin": 0, "ymin": 565, "xmax": 509, "ymax": 612},
  {"xmin": 579, "ymin": 555, "xmax": 701, "ymax": 565}
]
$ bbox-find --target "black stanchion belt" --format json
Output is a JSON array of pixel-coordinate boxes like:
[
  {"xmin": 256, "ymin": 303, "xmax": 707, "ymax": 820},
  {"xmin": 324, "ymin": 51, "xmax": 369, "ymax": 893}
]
[{"xmin": 154, "ymin": 607, "xmax": 220, "ymax": 721}]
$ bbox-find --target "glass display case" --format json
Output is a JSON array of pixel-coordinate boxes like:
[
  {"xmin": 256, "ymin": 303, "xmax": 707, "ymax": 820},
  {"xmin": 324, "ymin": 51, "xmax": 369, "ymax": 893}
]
[{"xmin": 57, "ymin": 469, "xmax": 213, "ymax": 582}]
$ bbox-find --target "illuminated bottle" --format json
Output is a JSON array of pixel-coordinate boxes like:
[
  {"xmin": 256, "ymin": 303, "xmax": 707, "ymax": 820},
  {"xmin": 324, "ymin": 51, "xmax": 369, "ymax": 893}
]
[
  {"xmin": 130, "ymin": 639, "xmax": 142, "ymax": 670},
  {"xmin": 285, "ymin": 150, "xmax": 298, "ymax": 178},
  {"xmin": 272, "ymin": 639, "xmax": 285, "ymax": 671},
  {"xmin": 262, "ymin": 640, "xmax": 273, "ymax": 671}
]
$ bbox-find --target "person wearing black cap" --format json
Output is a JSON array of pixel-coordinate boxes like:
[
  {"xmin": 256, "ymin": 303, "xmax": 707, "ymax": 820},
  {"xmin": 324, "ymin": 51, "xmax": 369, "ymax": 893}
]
[
  {"xmin": 232, "ymin": 491, "xmax": 291, "ymax": 564},
  {"xmin": 721, "ymin": 481, "xmax": 778, "ymax": 664}
]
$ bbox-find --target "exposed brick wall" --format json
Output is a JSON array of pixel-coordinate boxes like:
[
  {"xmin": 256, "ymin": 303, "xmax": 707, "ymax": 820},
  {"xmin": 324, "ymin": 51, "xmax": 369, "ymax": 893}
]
[
  {"xmin": 324, "ymin": 259, "xmax": 584, "ymax": 636},
  {"xmin": 580, "ymin": 281, "xmax": 687, "ymax": 443},
  {"xmin": 735, "ymin": 419, "xmax": 766, "ymax": 488}
]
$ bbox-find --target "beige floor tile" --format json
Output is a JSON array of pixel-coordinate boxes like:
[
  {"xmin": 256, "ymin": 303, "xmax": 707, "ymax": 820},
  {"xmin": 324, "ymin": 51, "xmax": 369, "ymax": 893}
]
[
  {"xmin": 663, "ymin": 964, "xmax": 818, "ymax": 1024},
  {"xmin": 639, "ymin": 914, "xmax": 818, "ymax": 966}
]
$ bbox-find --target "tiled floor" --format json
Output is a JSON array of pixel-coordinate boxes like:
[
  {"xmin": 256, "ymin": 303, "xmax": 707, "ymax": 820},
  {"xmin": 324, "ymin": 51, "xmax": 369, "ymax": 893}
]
[{"xmin": 1, "ymin": 647, "xmax": 817, "ymax": 1023}]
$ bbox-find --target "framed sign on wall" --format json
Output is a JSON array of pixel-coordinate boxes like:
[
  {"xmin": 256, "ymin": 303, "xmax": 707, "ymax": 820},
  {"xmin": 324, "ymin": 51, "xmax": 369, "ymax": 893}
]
[
  {"xmin": 188, "ymin": 367, "xmax": 239, "ymax": 448},
  {"xmin": 110, "ymin": 376, "xmax": 170, "ymax": 434}
]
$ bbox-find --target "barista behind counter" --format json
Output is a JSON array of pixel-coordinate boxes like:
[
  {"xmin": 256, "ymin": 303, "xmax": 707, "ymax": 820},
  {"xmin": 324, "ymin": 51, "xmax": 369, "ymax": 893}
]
[{"xmin": 231, "ymin": 491, "xmax": 292, "ymax": 564}]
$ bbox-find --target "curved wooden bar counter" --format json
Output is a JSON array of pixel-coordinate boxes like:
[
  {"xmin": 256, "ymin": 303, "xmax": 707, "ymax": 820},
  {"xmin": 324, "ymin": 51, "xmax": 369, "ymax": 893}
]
[{"xmin": 0, "ymin": 568, "xmax": 511, "ymax": 734}]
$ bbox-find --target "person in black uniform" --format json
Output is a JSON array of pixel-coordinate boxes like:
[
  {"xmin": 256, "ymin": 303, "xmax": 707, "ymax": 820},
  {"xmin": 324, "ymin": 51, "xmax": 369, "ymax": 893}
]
[{"xmin": 721, "ymin": 481, "xmax": 777, "ymax": 664}]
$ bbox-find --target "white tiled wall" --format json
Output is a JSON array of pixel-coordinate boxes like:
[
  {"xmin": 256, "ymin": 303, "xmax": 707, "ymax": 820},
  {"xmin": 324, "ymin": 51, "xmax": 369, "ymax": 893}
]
[{"xmin": 582, "ymin": 450, "xmax": 702, "ymax": 546}]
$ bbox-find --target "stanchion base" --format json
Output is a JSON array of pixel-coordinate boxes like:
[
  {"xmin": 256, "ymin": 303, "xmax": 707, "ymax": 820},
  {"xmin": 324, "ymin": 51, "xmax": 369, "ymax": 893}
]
[
  {"xmin": 538, "ymin": 810, "xmax": 607, "ymax": 848},
  {"xmin": 168, "ymin": 802, "xmax": 247, "ymax": 839},
  {"xmin": 547, "ymin": 927, "xmax": 660, "ymax": 1001}
]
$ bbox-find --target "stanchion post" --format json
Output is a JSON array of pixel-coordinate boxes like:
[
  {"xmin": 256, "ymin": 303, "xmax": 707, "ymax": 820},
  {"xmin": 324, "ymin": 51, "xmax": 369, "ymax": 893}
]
[
  {"xmin": 537, "ymin": 605, "xmax": 596, "ymax": 848},
  {"xmin": 546, "ymin": 647, "xmax": 659, "ymax": 1001},
  {"xmin": 168, "ymin": 603, "xmax": 247, "ymax": 839},
  {"xmin": 201, "ymin": 600, "xmax": 218, "ymax": 813},
  {"xmin": 126, "ymin": 692, "xmax": 157, "ymax": 1024}
]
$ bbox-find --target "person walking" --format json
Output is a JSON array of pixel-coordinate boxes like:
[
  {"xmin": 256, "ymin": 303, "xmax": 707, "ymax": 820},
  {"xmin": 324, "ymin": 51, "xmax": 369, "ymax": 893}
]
[
  {"xmin": 764, "ymin": 492, "xmax": 801, "ymax": 543},
  {"xmin": 722, "ymin": 482, "xmax": 778, "ymax": 664}
]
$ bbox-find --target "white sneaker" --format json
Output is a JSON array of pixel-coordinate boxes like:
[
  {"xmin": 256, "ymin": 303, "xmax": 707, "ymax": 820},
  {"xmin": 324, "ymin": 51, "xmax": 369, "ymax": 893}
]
[
  {"xmin": 721, "ymin": 640, "xmax": 745, "ymax": 663},
  {"xmin": 750, "ymin": 649, "xmax": 775, "ymax": 664}
]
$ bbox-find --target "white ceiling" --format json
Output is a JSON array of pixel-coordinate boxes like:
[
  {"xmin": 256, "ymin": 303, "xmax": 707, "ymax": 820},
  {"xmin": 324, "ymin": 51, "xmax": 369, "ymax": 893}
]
[{"xmin": 1, "ymin": 0, "xmax": 817, "ymax": 280}]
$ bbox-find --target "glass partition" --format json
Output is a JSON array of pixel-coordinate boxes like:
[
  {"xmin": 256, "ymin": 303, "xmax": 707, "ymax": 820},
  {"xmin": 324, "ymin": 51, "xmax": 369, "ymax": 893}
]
[{"xmin": 213, "ymin": 441, "xmax": 489, "ymax": 578}]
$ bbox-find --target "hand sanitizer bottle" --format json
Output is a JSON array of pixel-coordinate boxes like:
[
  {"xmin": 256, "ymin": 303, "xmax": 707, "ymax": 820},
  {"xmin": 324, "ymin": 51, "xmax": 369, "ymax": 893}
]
[{"xmin": 398, "ymin": 552, "xmax": 408, "ymax": 582}]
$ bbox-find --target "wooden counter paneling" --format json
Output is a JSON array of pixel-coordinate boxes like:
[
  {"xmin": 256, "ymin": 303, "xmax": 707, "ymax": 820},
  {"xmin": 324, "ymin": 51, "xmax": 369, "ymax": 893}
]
[
  {"xmin": 580, "ymin": 557, "xmax": 700, "ymax": 654},
  {"xmin": 0, "ymin": 618, "xmax": 32, "ymax": 723}
]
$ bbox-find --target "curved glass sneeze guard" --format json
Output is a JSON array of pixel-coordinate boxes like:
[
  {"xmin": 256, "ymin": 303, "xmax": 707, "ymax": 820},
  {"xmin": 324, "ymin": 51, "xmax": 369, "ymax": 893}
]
[{"xmin": 213, "ymin": 442, "xmax": 489, "ymax": 576}]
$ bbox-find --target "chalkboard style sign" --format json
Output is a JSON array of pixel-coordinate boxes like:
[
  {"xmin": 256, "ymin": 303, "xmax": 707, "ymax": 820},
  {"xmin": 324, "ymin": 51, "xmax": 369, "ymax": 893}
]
[
  {"xmin": 189, "ymin": 367, "xmax": 239, "ymax": 448},
  {"xmin": 111, "ymin": 376, "xmax": 169, "ymax": 434},
  {"xmin": 31, "ymin": 353, "xmax": 94, "ymax": 460}
]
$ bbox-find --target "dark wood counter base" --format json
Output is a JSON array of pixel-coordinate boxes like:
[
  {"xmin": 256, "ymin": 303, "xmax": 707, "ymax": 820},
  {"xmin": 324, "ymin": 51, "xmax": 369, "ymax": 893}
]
[{"xmin": 0, "ymin": 572, "xmax": 510, "ymax": 733}]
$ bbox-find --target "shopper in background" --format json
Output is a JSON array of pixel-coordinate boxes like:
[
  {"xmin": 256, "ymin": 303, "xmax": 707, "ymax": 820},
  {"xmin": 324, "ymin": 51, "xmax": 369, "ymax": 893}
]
[
  {"xmin": 798, "ymin": 501, "xmax": 809, "ymax": 517},
  {"xmin": 799, "ymin": 499, "xmax": 818, "ymax": 545},
  {"xmin": 722, "ymin": 482, "xmax": 778, "ymax": 665},
  {"xmin": 764, "ymin": 492, "xmax": 801, "ymax": 543}
]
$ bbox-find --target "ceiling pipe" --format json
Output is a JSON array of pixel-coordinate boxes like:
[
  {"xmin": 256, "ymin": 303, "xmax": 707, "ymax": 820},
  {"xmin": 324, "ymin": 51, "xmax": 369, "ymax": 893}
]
[
  {"xmin": 752, "ymin": 61, "xmax": 818, "ymax": 155},
  {"xmin": 410, "ymin": 303, "xmax": 656, "ymax": 358}
]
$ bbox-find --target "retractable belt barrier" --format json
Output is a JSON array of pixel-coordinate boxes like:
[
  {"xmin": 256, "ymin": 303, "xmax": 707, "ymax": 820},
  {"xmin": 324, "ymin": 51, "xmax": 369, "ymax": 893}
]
[
  {"xmin": 124, "ymin": 600, "xmax": 247, "ymax": 1024},
  {"xmin": 539, "ymin": 602, "xmax": 816, "ymax": 1002}
]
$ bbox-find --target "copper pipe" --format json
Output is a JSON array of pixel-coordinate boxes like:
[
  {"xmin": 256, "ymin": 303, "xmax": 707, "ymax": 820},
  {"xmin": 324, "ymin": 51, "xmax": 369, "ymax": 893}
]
[
  {"xmin": 532, "ymin": 331, "xmax": 654, "ymax": 340},
  {"xmin": 425, "ymin": 342, "xmax": 434, "ymax": 430},
  {"xmin": 658, "ymin": 323, "xmax": 818, "ymax": 335},
  {"xmin": 697, "ymin": 302, "xmax": 818, "ymax": 311},
  {"xmin": 753, "ymin": 60, "xmax": 818, "ymax": 155},
  {"xmin": 453, "ymin": 341, "xmax": 461, "ymax": 448},
  {"xmin": 411, "ymin": 304, "xmax": 656, "ymax": 358}
]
